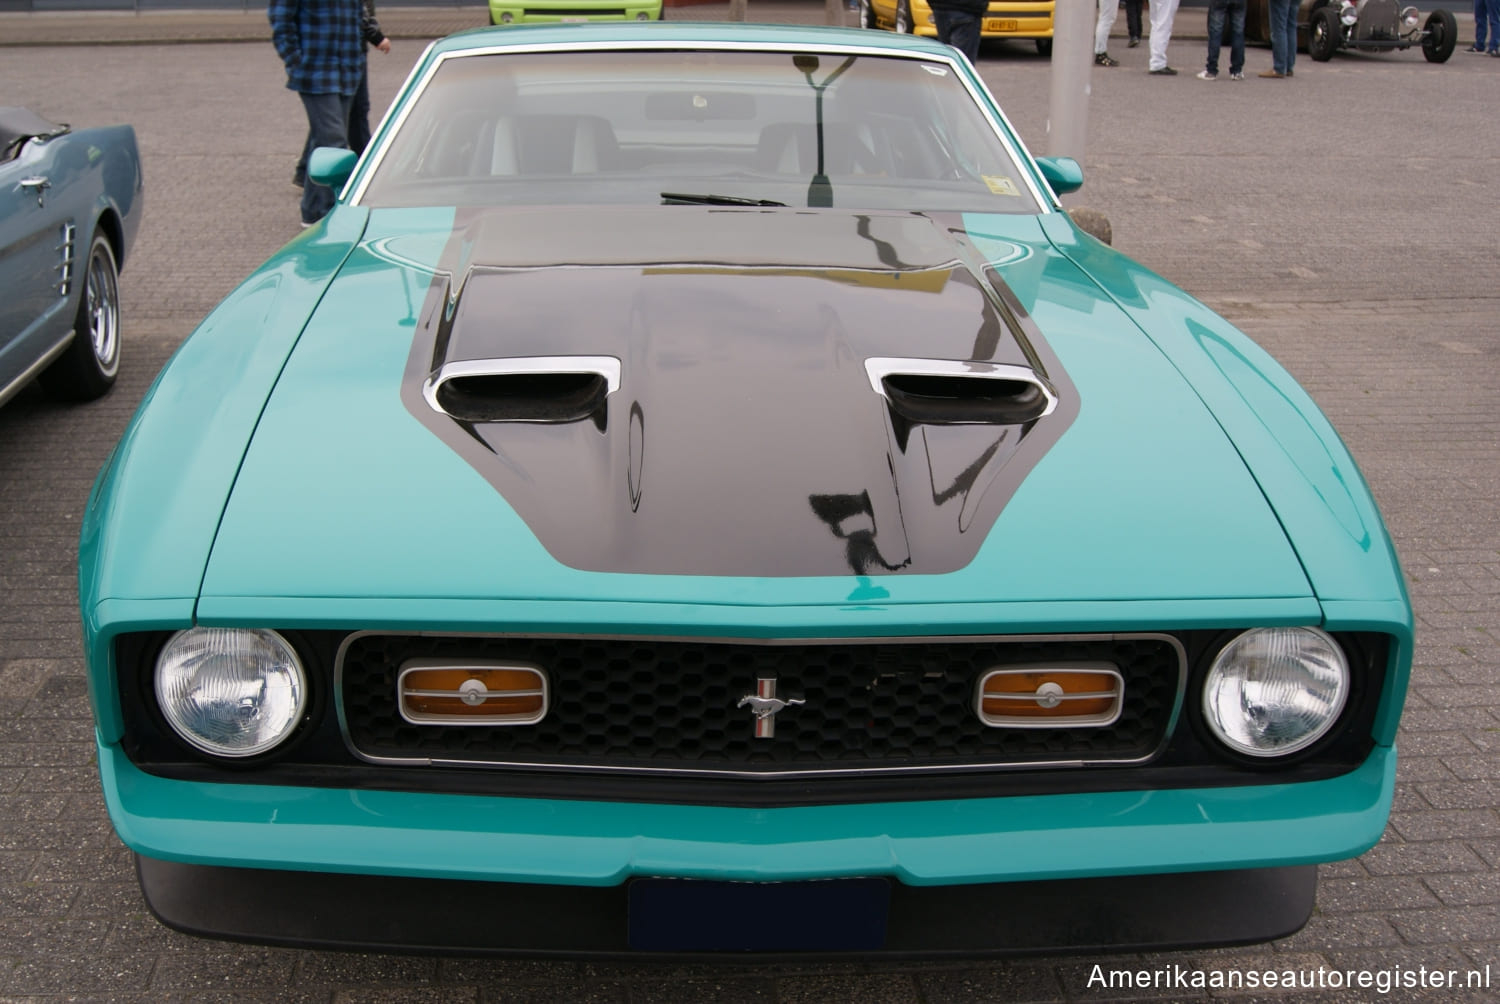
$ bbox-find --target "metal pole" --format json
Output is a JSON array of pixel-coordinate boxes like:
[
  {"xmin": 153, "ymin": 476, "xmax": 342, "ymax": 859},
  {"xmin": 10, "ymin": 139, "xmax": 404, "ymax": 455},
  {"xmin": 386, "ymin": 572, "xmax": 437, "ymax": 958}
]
[
  {"xmin": 1047, "ymin": 0, "xmax": 1092, "ymax": 161},
  {"xmin": 729, "ymin": 0, "xmax": 748, "ymax": 21},
  {"xmin": 825, "ymin": 0, "xmax": 845, "ymax": 25}
]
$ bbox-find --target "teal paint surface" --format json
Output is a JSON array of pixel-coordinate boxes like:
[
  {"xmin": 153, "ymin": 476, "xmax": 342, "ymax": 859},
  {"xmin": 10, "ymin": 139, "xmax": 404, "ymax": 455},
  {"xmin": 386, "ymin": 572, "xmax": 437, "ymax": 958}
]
[
  {"xmin": 79, "ymin": 24, "xmax": 1414, "ymax": 899},
  {"xmin": 198, "ymin": 212, "xmax": 1313, "ymax": 613},
  {"xmin": 100, "ymin": 739, "xmax": 1395, "ymax": 885}
]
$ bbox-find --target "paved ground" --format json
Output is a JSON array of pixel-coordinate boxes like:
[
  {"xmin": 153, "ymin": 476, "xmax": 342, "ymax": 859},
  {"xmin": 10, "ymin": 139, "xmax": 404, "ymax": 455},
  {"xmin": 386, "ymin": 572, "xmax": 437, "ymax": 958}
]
[{"xmin": 1, "ymin": 5, "xmax": 1498, "ymax": 1002}]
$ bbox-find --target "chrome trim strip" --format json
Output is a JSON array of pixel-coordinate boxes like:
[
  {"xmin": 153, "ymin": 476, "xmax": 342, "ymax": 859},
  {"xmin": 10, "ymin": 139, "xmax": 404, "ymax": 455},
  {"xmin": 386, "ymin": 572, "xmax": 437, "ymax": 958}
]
[
  {"xmin": 421, "ymin": 355, "xmax": 622, "ymax": 416},
  {"xmin": 864, "ymin": 357, "xmax": 1059, "ymax": 418},
  {"xmin": 974, "ymin": 664, "xmax": 1125, "ymax": 729},
  {"xmin": 346, "ymin": 39, "xmax": 1052, "ymax": 212},
  {"xmin": 334, "ymin": 630, "xmax": 1188, "ymax": 777},
  {"xmin": 0, "ymin": 334, "xmax": 71, "ymax": 410}
]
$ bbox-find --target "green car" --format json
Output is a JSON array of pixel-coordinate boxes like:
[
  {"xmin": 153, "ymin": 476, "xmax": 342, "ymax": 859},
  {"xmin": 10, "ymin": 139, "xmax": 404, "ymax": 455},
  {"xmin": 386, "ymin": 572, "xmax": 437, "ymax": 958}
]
[
  {"xmin": 81, "ymin": 23, "xmax": 1411, "ymax": 956},
  {"xmin": 487, "ymin": 0, "xmax": 661, "ymax": 25}
]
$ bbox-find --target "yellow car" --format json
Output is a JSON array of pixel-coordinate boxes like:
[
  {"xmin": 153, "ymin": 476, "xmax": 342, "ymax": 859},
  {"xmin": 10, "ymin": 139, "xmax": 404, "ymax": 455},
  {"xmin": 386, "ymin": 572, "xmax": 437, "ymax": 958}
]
[
  {"xmin": 487, "ymin": 0, "xmax": 661, "ymax": 25},
  {"xmin": 860, "ymin": 0, "xmax": 1054, "ymax": 54}
]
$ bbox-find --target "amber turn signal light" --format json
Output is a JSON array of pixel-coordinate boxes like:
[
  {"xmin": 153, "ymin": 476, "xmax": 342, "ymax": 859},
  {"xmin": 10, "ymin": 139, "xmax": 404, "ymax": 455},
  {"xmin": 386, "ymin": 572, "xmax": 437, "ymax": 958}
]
[
  {"xmin": 975, "ymin": 665, "xmax": 1123, "ymax": 728},
  {"xmin": 398, "ymin": 660, "xmax": 548, "ymax": 725}
]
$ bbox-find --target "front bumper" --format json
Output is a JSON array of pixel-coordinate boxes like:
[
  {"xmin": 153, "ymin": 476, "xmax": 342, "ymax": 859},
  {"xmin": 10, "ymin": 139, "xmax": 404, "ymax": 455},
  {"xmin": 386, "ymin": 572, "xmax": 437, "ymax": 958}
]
[
  {"xmin": 137, "ymin": 854, "xmax": 1318, "ymax": 956},
  {"xmin": 102, "ymin": 740, "xmax": 1395, "ymax": 887}
]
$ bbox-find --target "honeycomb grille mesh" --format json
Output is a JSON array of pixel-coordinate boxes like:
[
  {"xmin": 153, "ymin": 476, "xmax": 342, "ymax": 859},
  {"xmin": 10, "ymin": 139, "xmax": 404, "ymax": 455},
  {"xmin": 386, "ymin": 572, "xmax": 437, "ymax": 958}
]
[{"xmin": 339, "ymin": 634, "xmax": 1182, "ymax": 774}]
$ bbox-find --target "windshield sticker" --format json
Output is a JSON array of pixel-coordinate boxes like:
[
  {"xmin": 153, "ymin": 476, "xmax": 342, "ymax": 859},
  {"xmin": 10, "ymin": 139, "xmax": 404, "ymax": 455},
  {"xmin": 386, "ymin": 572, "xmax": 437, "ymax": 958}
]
[
  {"xmin": 921, "ymin": 64, "xmax": 949, "ymax": 76},
  {"xmin": 982, "ymin": 176, "xmax": 1021, "ymax": 197}
]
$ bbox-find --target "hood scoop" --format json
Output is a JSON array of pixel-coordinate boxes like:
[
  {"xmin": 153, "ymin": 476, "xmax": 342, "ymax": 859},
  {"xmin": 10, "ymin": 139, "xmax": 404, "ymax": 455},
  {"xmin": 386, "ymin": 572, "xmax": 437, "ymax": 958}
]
[
  {"xmin": 867, "ymin": 358, "xmax": 1057, "ymax": 447},
  {"xmin": 424, "ymin": 356, "xmax": 621, "ymax": 425},
  {"xmin": 399, "ymin": 207, "xmax": 1079, "ymax": 577}
]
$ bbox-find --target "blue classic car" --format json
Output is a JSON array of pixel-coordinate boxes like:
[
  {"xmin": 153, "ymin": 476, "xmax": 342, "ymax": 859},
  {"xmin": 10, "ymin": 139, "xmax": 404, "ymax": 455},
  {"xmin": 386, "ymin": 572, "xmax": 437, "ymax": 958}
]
[
  {"xmin": 80, "ymin": 25, "xmax": 1411, "ymax": 956},
  {"xmin": 0, "ymin": 108, "xmax": 141, "ymax": 408}
]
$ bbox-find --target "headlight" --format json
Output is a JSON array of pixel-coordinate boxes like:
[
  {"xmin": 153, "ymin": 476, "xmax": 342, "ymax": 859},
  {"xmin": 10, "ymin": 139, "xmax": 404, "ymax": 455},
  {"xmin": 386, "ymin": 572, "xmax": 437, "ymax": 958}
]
[
  {"xmin": 1201, "ymin": 627, "xmax": 1349, "ymax": 758},
  {"xmin": 1340, "ymin": 2, "xmax": 1358, "ymax": 25},
  {"xmin": 499, "ymin": 11, "xmax": 514, "ymax": 22},
  {"xmin": 155, "ymin": 628, "xmax": 308, "ymax": 758},
  {"xmin": 636, "ymin": 10, "xmax": 650, "ymax": 18},
  {"xmin": 1401, "ymin": 7, "xmax": 1419, "ymax": 29}
]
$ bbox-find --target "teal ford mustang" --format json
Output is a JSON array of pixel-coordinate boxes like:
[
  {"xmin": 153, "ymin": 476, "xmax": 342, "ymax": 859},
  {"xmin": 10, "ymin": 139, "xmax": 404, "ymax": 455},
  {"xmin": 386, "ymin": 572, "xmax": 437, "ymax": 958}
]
[{"xmin": 80, "ymin": 24, "xmax": 1411, "ymax": 956}]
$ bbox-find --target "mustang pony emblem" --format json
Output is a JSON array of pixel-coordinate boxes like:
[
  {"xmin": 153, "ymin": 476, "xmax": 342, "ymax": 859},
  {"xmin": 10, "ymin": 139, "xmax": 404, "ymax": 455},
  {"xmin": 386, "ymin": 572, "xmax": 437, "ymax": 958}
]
[{"xmin": 738, "ymin": 678, "xmax": 805, "ymax": 739}]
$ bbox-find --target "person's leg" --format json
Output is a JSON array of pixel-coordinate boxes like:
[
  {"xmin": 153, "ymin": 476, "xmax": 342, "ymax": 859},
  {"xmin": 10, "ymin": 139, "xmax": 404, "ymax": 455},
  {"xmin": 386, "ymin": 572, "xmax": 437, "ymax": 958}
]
[
  {"xmin": 1148, "ymin": 0, "xmax": 1180, "ymax": 70},
  {"xmin": 1266, "ymin": 0, "xmax": 1289, "ymax": 73},
  {"xmin": 1473, "ymin": 0, "xmax": 1488, "ymax": 50},
  {"xmin": 1229, "ymin": 0, "xmax": 1246, "ymax": 75},
  {"xmin": 1488, "ymin": 0, "xmax": 1500, "ymax": 51},
  {"xmin": 1125, "ymin": 0, "xmax": 1143, "ymax": 43},
  {"xmin": 347, "ymin": 62, "xmax": 372, "ymax": 156},
  {"xmin": 298, "ymin": 91, "xmax": 353, "ymax": 225},
  {"xmin": 1095, "ymin": 0, "xmax": 1119, "ymax": 55},
  {"xmin": 1204, "ymin": 0, "xmax": 1226, "ymax": 74},
  {"xmin": 934, "ymin": 9, "xmax": 982, "ymax": 62},
  {"xmin": 951, "ymin": 10, "xmax": 982, "ymax": 62},
  {"xmin": 1281, "ymin": 0, "xmax": 1297, "ymax": 73}
]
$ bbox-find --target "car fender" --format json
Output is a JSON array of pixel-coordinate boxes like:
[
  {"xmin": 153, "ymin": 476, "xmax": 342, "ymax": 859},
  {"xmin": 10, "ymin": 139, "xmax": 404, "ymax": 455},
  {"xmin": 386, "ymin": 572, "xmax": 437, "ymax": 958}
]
[
  {"xmin": 1040, "ymin": 214, "xmax": 1412, "ymax": 742},
  {"xmin": 79, "ymin": 207, "xmax": 368, "ymax": 741}
]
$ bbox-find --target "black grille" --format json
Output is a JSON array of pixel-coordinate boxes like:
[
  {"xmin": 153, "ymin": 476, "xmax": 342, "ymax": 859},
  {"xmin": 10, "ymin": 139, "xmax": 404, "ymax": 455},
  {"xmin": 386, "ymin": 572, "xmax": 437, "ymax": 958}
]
[{"xmin": 339, "ymin": 634, "xmax": 1183, "ymax": 775}]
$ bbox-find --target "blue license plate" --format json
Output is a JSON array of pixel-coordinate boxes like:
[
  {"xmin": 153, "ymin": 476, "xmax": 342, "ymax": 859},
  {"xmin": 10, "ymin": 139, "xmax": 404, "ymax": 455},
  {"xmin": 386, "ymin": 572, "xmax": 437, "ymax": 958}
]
[{"xmin": 628, "ymin": 877, "xmax": 890, "ymax": 951}]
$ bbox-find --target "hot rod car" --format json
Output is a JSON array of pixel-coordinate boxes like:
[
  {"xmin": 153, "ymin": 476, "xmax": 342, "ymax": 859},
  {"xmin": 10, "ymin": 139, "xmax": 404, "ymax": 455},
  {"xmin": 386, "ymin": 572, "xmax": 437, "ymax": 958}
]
[
  {"xmin": 82, "ymin": 24, "xmax": 1411, "ymax": 957},
  {"xmin": 1245, "ymin": 0, "xmax": 1458, "ymax": 61}
]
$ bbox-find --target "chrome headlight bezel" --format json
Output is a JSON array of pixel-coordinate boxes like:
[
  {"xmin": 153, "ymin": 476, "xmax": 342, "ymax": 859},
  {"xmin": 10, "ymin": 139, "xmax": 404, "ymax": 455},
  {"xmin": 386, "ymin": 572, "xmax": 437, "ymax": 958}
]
[
  {"xmin": 154, "ymin": 627, "xmax": 310, "ymax": 759},
  {"xmin": 1200, "ymin": 627, "xmax": 1351, "ymax": 760}
]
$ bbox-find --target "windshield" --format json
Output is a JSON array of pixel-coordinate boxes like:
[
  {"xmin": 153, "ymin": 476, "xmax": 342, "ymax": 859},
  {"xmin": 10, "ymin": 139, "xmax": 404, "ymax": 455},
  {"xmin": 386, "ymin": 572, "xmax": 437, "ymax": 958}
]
[{"xmin": 359, "ymin": 48, "xmax": 1042, "ymax": 214}]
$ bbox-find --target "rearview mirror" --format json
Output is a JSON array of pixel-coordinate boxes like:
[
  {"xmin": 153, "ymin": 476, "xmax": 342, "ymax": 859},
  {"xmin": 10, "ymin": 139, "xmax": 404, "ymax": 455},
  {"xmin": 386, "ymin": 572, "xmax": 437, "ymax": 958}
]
[
  {"xmin": 308, "ymin": 147, "xmax": 359, "ymax": 190},
  {"xmin": 1035, "ymin": 155, "xmax": 1084, "ymax": 196}
]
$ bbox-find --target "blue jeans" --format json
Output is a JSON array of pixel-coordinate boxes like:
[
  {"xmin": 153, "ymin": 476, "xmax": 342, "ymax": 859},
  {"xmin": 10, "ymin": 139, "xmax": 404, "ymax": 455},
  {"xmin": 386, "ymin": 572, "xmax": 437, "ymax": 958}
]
[
  {"xmin": 1268, "ymin": 0, "xmax": 1298, "ymax": 73},
  {"xmin": 1206, "ymin": 0, "xmax": 1247, "ymax": 74},
  {"xmin": 298, "ymin": 90, "xmax": 354, "ymax": 225},
  {"xmin": 1478, "ymin": 0, "xmax": 1500, "ymax": 50},
  {"xmin": 932, "ymin": 8, "xmax": 983, "ymax": 63}
]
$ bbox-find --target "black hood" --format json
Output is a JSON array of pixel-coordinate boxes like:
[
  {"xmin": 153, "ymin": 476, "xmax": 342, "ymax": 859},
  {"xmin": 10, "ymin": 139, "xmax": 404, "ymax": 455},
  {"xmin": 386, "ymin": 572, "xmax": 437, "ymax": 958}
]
[{"xmin": 401, "ymin": 207, "xmax": 1077, "ymax": 577}]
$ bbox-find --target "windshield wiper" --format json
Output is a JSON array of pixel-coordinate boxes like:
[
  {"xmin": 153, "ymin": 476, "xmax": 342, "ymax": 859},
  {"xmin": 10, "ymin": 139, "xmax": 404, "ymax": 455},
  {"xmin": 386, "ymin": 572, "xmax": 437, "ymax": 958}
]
[{"xmin": 661, "ymin": 192, "xmax": 787, "ymax": 207}]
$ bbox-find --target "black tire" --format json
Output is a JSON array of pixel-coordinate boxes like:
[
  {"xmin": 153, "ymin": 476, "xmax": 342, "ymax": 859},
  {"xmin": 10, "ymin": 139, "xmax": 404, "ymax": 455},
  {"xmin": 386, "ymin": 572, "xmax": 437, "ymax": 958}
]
[
  {"xmin": 1035, "ymin": 38, "xmax": 1053, "ymax": 57},
  {"xmin": 1422, "ymin": 9, "xmax": 1457, "ymax": 62},
  {"xmin": 39, "ymin": 230, "xmax": 120, "ymax": 402},
  {"xmin": 894, "ymin": 0, "xmax": 914, "ymax": 33},
  {"xmin": 1309, "ymin": 5, "xmax": 1341, "ymax": 61}
]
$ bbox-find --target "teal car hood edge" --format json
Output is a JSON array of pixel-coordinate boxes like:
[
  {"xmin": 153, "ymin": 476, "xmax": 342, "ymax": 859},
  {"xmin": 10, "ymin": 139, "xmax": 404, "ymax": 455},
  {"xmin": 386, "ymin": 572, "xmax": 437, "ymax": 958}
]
[
  {"xmin": 1035, "ymin": 214, "xmax": 1412, "ymax": 743},
  {"xmin": 78, "ymin": 207, "xmax": 372, "ymax": 740}
]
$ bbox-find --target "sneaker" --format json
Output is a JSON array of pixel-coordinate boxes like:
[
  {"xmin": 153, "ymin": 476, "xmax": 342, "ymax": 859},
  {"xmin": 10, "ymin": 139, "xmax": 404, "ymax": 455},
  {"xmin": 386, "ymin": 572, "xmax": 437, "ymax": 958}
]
[
  {"xmin": 1196, "ymin": 69, "xmax": 1217, "ymax": 80},
  {"xmin": 1095, "ymin": 52, "xmax": 1119, "ymax": 66},
  {"xmin": 1464, "ymin": 44, "xmax": 1484, "ymax": 52},
  {"xmin": 1128, "ymin": 36, "xmax": 1140, "ymax": 47},
  {"xmin": 1259, "ymin": 69, "xmax": 1285, "ymax": 78},
  {"xmin": 1149, "ymin": 66, "xmax": 1177, "ymax": 75},
  {"xmin": 1490, "ymin": 49, "xmax": 1500, "ymax": 56},
  {"xmin": 1286, "ymin": 68, "xmax": 1294, "ymax": 76},
  {"xmin": 1229, "ymin": 71, "xmax": 1244, "ymax": 80}
]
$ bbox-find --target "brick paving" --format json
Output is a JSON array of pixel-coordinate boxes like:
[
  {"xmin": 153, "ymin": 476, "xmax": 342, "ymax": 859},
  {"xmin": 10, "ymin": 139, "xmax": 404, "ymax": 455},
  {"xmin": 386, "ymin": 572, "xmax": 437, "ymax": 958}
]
[{"xmin": 0, "ymin": 7, "xmax": 1497, "ymax": 1001}]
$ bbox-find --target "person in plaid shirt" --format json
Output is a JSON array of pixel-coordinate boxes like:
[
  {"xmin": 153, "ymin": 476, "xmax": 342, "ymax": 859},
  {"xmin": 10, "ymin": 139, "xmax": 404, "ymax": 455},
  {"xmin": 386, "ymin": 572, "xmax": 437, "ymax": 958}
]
[{"xmin": 269, "ymin": 0, "xmax": 366, "ymax": 226}]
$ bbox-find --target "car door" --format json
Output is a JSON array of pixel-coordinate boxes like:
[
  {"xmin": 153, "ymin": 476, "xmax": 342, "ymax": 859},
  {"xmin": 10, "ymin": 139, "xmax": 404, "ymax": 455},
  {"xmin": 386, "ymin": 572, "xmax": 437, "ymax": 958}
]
[{"xmin": 0, "ymin": 135, "xmax": 75, "ymax": 392}]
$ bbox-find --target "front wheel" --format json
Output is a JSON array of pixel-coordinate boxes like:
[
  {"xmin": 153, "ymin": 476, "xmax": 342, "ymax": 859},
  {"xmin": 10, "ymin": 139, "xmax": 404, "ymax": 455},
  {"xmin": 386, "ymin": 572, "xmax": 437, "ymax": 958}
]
[
  {"xmin": 1422, "ymin": 9, "xmax": 1457, "ymax": 62},
  {"xmin": 1309, "ymin": 6, "xmax": 1341, "ymax": 61},
  {"xmin": 39, "ymin": 230, "xmax": 120, "ymax": 402}
]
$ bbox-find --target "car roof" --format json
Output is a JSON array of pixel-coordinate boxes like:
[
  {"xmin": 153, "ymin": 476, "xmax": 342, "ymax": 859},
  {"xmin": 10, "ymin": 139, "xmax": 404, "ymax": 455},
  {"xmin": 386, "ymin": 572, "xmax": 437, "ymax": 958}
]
[{"xmin": 430, "ymin": 22, "xmax": 958, "ymax": 59}]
